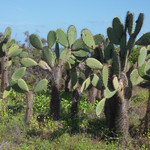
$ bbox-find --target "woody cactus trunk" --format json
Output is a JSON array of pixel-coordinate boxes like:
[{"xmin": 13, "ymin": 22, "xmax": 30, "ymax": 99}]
[
  {"xmin": 81, "ymin": 11, "xmax": 149, "ymax": 141},
  {"xmin": 29, "ymin": 31, "xmax": 62, "ymax": 120},
  {"xmin": 0, "ymin": 27, "xmax": 22, "ymax": 92},
  {"xmin": 55, "ymin": 25, "xmax": 90, "ymax": 119},
  {"xmin": 10, "ymin": 65, "xmax": 48, "ymax": 124},
  {"xmin": 137, "ymin": 45, "xmax": 150, "ymax": 134}
]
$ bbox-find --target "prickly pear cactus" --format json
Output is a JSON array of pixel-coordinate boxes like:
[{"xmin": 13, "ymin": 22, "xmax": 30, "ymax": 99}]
[
  {"xmin": 9, "ymin": 66, "xmax": 48, "ymax": 124},
  {"xmin": 0, "ymin": 27, "xmax": 23, "ymax": 92}
]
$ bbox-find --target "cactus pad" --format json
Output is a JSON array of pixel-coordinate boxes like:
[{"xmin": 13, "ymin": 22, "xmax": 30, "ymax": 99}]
[
  {"xmin": 80, "ymin": 77, "xmax": 90, "ymax": 93},
  {"xmin": 21, "ymin": 58, "xmax": 37, "ymax": 67},
  {"xmin": 135, "ymin": 32, "xmax": 150, "ymax": 46},
  {"xmin": 104, "ymin": 87, "xmax": 117, "ymax": 98},
  {"xmin": 43, "ymin": 46, "xmax": 54, "ymax": 68},
  {"xmin": 81, "ymin": 29, "xmax": 96, "ymax": 49},
  {"xmin": 34, "ymin": 79, "xmax": 48, "ymax": 93},
  {"xmin": 47, "ymin": 30, "xmax": 56, "ymax": 48},
  {"xmin": 113, "ymin": 76, "xmax": 119, "ymax": 90},
  {"xmin": 90, "ymin": 74, "xmax": 101, "ymax": 90},
  {"xmin": 55, "ymin": 42, "xmax": 60, "ymax": 60},
  {"xmin": 138, "ymin": 47, "xmax": 147, "ymax": 67},
  {"xmin": 86, "ymin": 58, "xmax": 103, "ymax": 69},
  {"xmin": 72, "ymin": 49, "xmax": 89, "ymax": 57},
  {"xmin": 102, "ymin": 65, "xmax": 109, "ymax": 88},
  {"xmin": 20, "ymin": 51, "xmax": 28, "ymax": 58},
  {"xmin": 107, "ymin": 27, "xmax": 120, "ymax": 45},
  {"xmin": 96, "ymin": 98, "xmax": 106, "ymax": 117},
  {"xmin": 71, "ymin": 38, "xmax": 83, "ymax": 50},
  {"xmin": 4, "ymin": 27, "xmax": 11, "ymax": 39},
  {"xmin": 67, "ymin": 25, "xmax": 76, "ymax": 47},
  {"xmin": 128, "ymin": 13, "xmax": 134, "ymax": 36},
  {"xmin": 94, "ymin": 34, "xmax": 104, "ymax": 45},
  {"xmin": 104, "ymin": 44, "xmax": 114, "ymax": 62},
  {"xmin": 39, "ymin": 60, "xmax": 51, "ymax": 71},
  {"xmin": 56, "ymin": 28, "xmax": 69, "ymax": 47},
  {"xmin": 112, "ymin": 17, "xmax": 123, "ymax": 41},
  {"xmin": 12, "ymin": 67, "xmax": 26, "ymax": 80},
  {"xmin": 30, "ymin": 34, "xmax": 43, "ymax": 49},
  {"xmin": 134, "ymin": 13, "xmax": 144, "ymax": 37},
  {"xmin": 18, "ymin": 79, "xmax": 29, "ymax": 92},
  {"xmin": 60, "ymin": 48, "xmax": 71, "ymax": 63}
]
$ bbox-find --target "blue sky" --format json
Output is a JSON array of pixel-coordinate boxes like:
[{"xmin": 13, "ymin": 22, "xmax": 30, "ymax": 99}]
[{"xmin": 1, "ymin": 0, "xmax": 150, "ymax": 43}]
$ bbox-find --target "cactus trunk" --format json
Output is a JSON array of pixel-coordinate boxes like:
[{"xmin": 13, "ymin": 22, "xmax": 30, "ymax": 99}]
[
  {"xmin": 1, "ymin": 55, "xmax": 9, "ymax": 92},
  {"xmin": 144, "ymin": 84, "xmax": 150, "ymax": 133},
  {"xmin": 104, "ymin": 73, "xmax": 129, "ymax": 142},
  {"xmin": 71, "ymin": 88, "xmax": 80, "ymax": 117},
  {"xmin": 50, "ymin": 65, "xmax": 62, "ymax": 120},
  {"xmin": 65, "ymin": 70, "xmax": 71, "ymax": 92},
  {"xmin": 25, "ymin": 91, "xmax": 33, "ymax": 124},
  {"xmin": 104, "ymin": 89, "xmax": 129, "ymax": 142},
  {"xmin": 88, "ymin": 85, "xmax": 97, "ymax": 104}
]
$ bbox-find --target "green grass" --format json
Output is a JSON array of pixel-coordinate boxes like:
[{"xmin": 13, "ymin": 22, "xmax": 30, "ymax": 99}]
[{"xmin": 0, "ymin": 87, "xmax": 150, "ymax": 149}]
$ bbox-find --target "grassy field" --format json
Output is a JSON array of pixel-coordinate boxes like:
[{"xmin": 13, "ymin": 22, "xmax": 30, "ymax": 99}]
[{"xmin": 0, "ymin": 87, "xmax": 150, "ymax": 150}]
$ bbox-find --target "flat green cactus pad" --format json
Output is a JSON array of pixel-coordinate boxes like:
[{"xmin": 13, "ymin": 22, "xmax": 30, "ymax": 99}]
[
  {"xmin": 20, "ymin": 51, "xmax": 28, "ymax": 58},
  {"xmin": 107, "ymin": 27, "xmax": 120, "ymax": 45},
  {"xmin": 86, "ymin": 58, "xmax": 103, "ymax": 69},
  {"xmin": 56, "ymin": 29, "xmax": 69, "ymax": 47},
  {"xmin": 130, "ymin": 69, "xmax": 143, "ymax": 86},
  {"xmin": 21, "ymin": 58, "xmax": 37, "ymax": 67},
  {"xmin": 67, "ymin": 25, "xmax": 76, "ymax": 47},
  {"xmin": 128, "ymin": 13, "xmax": 134, "ymax": 35},
  {"xmin": 34, "ymin": 79, "xmax": 48, "ymax": 93},
  {"xmin": 3, "ymin": 87, "xmax": 12, "ymax": 99},
  {"xmin": 18, "ymin": 79, "xmax": 29, "ymax": 92},
  {"xmin": 112, "ymin": 17, "xmax": 123, "ymax": 41},
  {"xmin": 30, "ymin": 34, "xmax": 43, "ymax": 49},
  {"xmin": 12, "ymin": 67, "xmax": 26, "ymax": 80},
  {"xmin": 60, "ymin": 48, "xmax": 71, "ymax": 63},
  {"xmin": 71, "ymin": 38, "xmax": 84, "ymax": 50},
  {"xmin": 96, "ymin": 98, "xmax": 106, "ymax": 117},
  {"xmin": 102, "ymin": 65, "xmax": 109, "ymax": 88},
  {"xmin": 80, "ymin": 77, "xmax": 90, "ymax": 93},
  {"xmin": 4, "ymin": 27, "xmax": 11, "ymax": 39},
  {"xmin": 134, "ymin": 13, "xmax": 144, "ymax": 37},
  {"xmin": 47, "ymin": 30, "xmax": 56, "ymax": 48},
  {"xmin": 138, "ymin": 47, "xmax": 147, "ymax": 67},
  {"xmin": 39, "ymin": 60, "xmax": 51, "ymax": 71},
  {"xmin": 104, "ymin": 44, "xmax": 114, "ymax": 62},
  {"xmin": 135, "ymin": 32, "xmax": 150, "ymax": 46},
  {"xmin": 43, "ymin": 46, "xmax": 54, "ymax": 68},
  {"xmin": 10, "ymin": 80, "xmax": 25, "ymax": 93},
  {"xmin": 113, "ymin": 76, "xmax": 119, "ymax": 90},
  {"xmin": 94, "ymin": 34, "xmax": 104, "ymax": 45},
  {"xmin": 72, "ymin": 49, "xmax": 89, "ymax": 57},
  {"xmin": 104, "ymin": 87, "xmax": 117, "ymax": 99},
  {"xmin": 81, "ymin": 29, "xmax": 96, "ymax": 49},
  {"xmin": 90, "ymin": 74, "xmax": 101, "ymax": 90}
]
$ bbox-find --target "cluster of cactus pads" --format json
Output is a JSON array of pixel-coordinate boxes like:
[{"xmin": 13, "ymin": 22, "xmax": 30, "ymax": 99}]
[
  {"xmin": 0, "ymin": 27, "xmax": 24, "ymax": 92},
  {"xmin": 79, "ymin": 11, "xmax": 150, "ymax": 117}
]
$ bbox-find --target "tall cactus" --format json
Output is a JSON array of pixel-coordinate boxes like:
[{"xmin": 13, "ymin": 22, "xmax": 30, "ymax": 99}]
[
  {"xmin": 137, "ymin": 46, "xmax": 150, "ymax": 134},
  {"xmin": 56, "ymin": 26, "xmax": 90, "ymax": 119},
  {"xmin": 0, "ymin": 27, "xmax": 22, "ymax": 92},
  {"xmin": 9, "ymin": 64, "xmax": 48, "ymax": 124},
  {"xmin": 81, "ymin": 12, "xmax": 150, "ymax": 141},
  {"xmin": 29, "ymin": 26, "xmax": 89, "ymax": 120}
]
